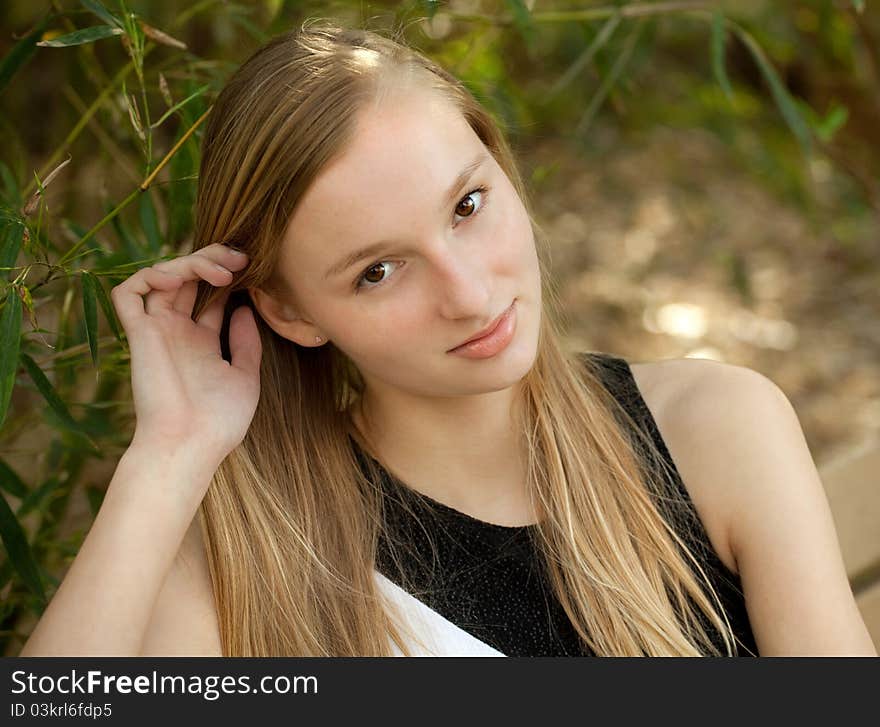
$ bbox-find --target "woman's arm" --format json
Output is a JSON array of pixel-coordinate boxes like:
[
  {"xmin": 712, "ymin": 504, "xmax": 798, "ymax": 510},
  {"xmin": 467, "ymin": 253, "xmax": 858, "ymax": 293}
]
[
  {"xmin": 139, "ymin": 507, "xmax": 223, "ymax": 656},
  {"xmin": 669, "ymin": 360, "xmax": 877, "ymax": 656},
  {"xmin": 19, "ymin": 443, "xmax": 217, "ymax": 656}
]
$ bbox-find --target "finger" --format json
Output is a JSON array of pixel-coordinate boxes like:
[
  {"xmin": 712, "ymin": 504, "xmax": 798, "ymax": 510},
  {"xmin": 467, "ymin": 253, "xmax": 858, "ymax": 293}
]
[
  {"xmin": 172, "ymin": 279, "xmax": 199, "ymax": 317},
  {"xmin": 146, "ymin": 256, "xmax": 233, "ymax": 315},
  {"xmin": 228, "ymin": 305, "xmax": 262, "ymax": 377},
  {"xmin": 195, "ymin": 286, "xmax": 232, "ymax": 334},
  {"xmin": 110, "ymin": 267, "xmax": 185, "ymax": 333},
  {"xmin": 159, "ymin": 244, "xmax": 249, "ymax": 316},
  {"xmin": 156, "ymin": 243, "xmax": 250, "ymax": 278}
]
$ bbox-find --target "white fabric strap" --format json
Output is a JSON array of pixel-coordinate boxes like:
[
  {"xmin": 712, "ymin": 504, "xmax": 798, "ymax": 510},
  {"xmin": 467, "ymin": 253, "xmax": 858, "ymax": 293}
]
[{"xmin": 374, "ymin": 570, "xmax": 505, "ymax": 657}]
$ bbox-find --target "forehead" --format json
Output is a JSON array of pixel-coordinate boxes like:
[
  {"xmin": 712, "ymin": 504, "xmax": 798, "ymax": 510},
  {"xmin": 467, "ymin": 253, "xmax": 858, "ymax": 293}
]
[{"xmin": 283, "ymin": 89, "xmax": 486, "ymax": 253}]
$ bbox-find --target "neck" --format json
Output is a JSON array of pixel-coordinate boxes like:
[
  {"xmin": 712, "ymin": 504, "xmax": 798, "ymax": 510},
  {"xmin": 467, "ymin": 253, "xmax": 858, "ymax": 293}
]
[{"xmin": 351, "ymin": 383, "xmax": 536, "ymax": 526}]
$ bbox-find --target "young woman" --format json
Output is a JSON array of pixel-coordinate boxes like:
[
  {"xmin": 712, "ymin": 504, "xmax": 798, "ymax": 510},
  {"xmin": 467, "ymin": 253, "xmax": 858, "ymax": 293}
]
[{"xmin": 21, "ymin": 22, "xmax": 876, "ymax": 657}]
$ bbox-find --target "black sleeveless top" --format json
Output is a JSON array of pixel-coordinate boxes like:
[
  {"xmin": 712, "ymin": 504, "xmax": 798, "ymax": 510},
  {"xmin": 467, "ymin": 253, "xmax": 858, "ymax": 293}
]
[{"xmin": 350, "ymin": 352, "xmax": 759, "ymax": 656}]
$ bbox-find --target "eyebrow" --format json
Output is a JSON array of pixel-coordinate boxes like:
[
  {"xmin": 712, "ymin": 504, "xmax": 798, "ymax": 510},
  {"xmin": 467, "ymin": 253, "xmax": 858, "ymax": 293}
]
[{"xmin": 323, "ymin": 151, "xmax": 490, "ymax": 280}]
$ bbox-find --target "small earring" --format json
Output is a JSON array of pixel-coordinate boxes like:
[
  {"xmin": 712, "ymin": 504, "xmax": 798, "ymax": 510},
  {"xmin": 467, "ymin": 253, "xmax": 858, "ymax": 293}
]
[{"xmin": 315, "ymin": 336, "xmax": 323, "ymax": 344}]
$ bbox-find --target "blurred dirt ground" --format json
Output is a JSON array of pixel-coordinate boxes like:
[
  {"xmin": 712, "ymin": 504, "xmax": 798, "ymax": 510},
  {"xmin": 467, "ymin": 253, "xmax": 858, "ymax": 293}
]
[{"xmin": 525, "ymin": 124, "xmax": 880, "ymax": 647}]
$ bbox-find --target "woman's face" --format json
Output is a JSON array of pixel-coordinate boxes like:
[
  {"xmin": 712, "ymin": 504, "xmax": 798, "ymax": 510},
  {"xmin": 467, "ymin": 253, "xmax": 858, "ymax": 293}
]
[{"xmin": 251, "ymin": 87, "xmax": 542, "ymax": 399}]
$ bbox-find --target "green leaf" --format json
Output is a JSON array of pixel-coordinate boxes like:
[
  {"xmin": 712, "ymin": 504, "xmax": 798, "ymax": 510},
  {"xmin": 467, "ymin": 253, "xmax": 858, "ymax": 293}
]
[
  {"xmin": 139, "ymin": 192, "xmax": 161, "ymax": 255},
  {"xmin": 18, "ymin": 351, "xmax": 80, "ymax": 432},
  {"xmin": 730, "ymin": 23, "xmax": 812, "ymax": 156},
  {"xmin": 85, "ymin": 271, "xmax": 123, "ymax": 343},
  {"xmin": 545, "ymin": 12, "xmax": 621, "ymax": 103},
  {"xmin": 111, "ymin": 210, "xmax": 144, "ymax": 259},
  {"xmin": 575, "ymin": 20, "xmax": 645, "ymax": 137},
  {"xmin": 16, "ymin": 475, "xmax": 62, "ymax": 518},
  {"xmin": 149, "ymin": 84, "xmax": 210, "ymax": 129},
  {"xmin": 79, "ymin": 0, "xmax": 123, "ymax": 29},
  {"xmin": 0, "ymin": 15, "xmax": 49, "ymax": 94},
  {"xmin": 504, "ymin": 0, "xmax": 538, "ymax": 49},
  {"xmin": 36, "ymin": 25, "xmax": 124, "ymax": 49},
  {"xmin": 0, "ymin": 458, "xmax": 28, "ymax": 499},
  {"xmin": 80, "ymin": 273, "xmax": 99, "ymax": 366},
  {"xmin": 0, "ymin": 491, "xmax": 46, "ymax": 605},
  {"xmin": 0, "ymin": 218, "xmax": 24, "ymax": 271},
  {"xmin": 0, "ymin": 163, "xmax": 20, "ymax": 205},
  {"xmin": 0, "ymin": 286, "xmax": 22, "ymax": 430},
  {"xmin": 816, "ymin": 103, "xmax": 848, "ymax": 142},
  {"xmin": 165, "ymin": 80, "xmax": 203, "ymax": 244},
  {"xmin": 711, "ymin": 10, "xmax": 733, "ymax": 100}
]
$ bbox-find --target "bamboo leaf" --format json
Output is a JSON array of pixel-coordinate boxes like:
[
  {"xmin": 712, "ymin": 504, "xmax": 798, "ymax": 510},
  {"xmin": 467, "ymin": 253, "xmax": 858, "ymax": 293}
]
[
  {"xmin": 111, "ymin": 210, "xmax": 144, "ymax": 259},
  {"xmin": 80, "ymin": 273, "xmax": 99, "ymax": 366},
  {"xmin": 0, "ymin": 286, "xmax": 22, "ymax": 430},
  {"xmin": 0, "ymin": 15, "xmax": 50, "ymax": 94},
  {"xmin": 167, "ymin": 118, "xmax": 198, "ymax": 244},
  {"xmin": 84, "ymin": 271, "xmax": 122, "ymax": 342},
  {"xmin": 0, "ymin": 163, "xmax": 20, "ymax": 204},
  {"xmin": 19, "ymin": 351, "xmax": 80, "ymax": 432},
  {"xmin": 815, "ymin": 103, "xmax": 848, "ymax": 142},
  {"xmin": 139, "ymin": 192, "xmax": 161, "ymax": 254},
  {"xmin": 123, "ymin": 87, "xmax": 146, "ymax": 145},
  {"xmin": 149, "ymin": 84, "xmax": 210, "ymax": 129},
  {"xmin": 504, "ymin": 0, "xmax": 538, "ymax": 48},
  {"xmin": 22, "ymin": 156, "xmax": 71, "ymax": 218},
  {"xmin": 711, "ymin": 10, "xmax": 733, "ymax": 100},
  {"xmin": 545, "ymin": 12, "xmax": 621, "ymax": 103},
  {"xmin": 36, "ymin": 25, "xmax": 124, "ymax": 48},
  {"xmin": 0, "ymin": 491, "xmax": 46, "ymax": 605},
  {"xmin": 575, "ymin": 20, "xmax": 645, "ymax": 137},
  {"xmin": 730, "ymin": 23, "xmax": 812, "ymax": 155},
  {"xmin": 544, "ymin": 13, "xmax": 621, "ymax": 103},
  {"xmin": 79, "ymin": 0, "xmax": 123, "ymax": 29},
  {"xmin": 0, "ymin": 218, "xmax": 24, "ymax": 271},
  {"xmin": 17, "ymin": 284, "xmax": 43, "ymax": 347},
  {"xmin": 16, "ymin": 475, "xmax": 62, "ymax": 518},
  {"xmin": 0, "ymin": 458, "xmax": 28, "ymax": 499}
]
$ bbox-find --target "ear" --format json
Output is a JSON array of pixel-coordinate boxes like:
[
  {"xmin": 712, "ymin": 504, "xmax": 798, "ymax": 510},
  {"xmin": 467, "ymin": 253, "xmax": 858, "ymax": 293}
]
[{"xmin": 248, "ymin": 286, "xmax": 326, "ymax": 347}]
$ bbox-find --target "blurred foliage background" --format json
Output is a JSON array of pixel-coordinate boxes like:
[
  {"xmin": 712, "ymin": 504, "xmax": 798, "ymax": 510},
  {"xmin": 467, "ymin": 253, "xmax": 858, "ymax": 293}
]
[{"xmin": 0, "ymin": 0, "xmax": 878, "ymax": 654}]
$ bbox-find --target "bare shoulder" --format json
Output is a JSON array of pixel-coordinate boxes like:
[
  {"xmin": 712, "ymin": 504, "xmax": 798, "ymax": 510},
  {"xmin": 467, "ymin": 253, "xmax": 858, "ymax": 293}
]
[
  {"xmin": 627, "ymin": 356, "xmax": 778, "ymax": 576},
  {"xmin": 140, "ymin": 514, "xmax": 223, "ymax": 656},
  {"xmin": 631, "ymin": 355, "xmax": 876, "ymax": 655}
]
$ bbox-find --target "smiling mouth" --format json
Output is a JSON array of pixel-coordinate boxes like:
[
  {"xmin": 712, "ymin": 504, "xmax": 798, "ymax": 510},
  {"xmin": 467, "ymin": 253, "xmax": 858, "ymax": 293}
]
[{"xmin": 448, "ymin": 300, "xmax": 515, "ymax": 352}]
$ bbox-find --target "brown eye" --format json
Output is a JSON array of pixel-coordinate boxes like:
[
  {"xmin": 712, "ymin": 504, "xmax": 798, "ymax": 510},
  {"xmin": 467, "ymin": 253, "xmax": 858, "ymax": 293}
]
[
  {"xmin": 453, "ymin": 186, "xmax": 489, "ymax": 224},
  {"xmin": 362, "ymin": 263, "xmax": 387, "ymax": 284},
  {"xmin": 455, "ymin": 195, "xmax": 476, "ymax": 217}
]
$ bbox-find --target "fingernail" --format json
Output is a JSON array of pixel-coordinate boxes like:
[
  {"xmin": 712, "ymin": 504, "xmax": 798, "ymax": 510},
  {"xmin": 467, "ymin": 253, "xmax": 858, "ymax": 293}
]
[{"xmin": 228, "ymin": 248, "xmax": 245, "ymax": 256}]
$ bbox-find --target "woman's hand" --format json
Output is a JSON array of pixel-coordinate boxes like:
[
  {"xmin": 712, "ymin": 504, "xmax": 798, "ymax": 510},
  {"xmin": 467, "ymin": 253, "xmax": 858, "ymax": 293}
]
[{"xmin": 111, "ymin": 243, "xmax": 262, "ymax": 470}]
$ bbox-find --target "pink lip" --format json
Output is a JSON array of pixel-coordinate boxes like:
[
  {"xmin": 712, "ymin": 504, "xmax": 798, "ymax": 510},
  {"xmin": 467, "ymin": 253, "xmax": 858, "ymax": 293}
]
[{"xmin": 448, "ymin": 301, "xmax": 517, "ymax": 358}]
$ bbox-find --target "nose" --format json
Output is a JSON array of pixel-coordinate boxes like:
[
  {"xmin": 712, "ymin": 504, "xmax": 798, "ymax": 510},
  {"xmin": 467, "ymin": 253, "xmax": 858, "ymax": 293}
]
[{"xmin": 431, "ymin": 241, "xmax": 492, "ymax": 320}]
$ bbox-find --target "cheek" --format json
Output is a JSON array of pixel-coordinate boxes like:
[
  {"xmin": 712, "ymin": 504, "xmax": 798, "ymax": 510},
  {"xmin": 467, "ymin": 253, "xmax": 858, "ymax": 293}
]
[
  {"xmin": 344, "ymin": 301, "xmax": 426, "ymax": 348},
  {"xmin": 494, "ymin": 194, "xmax": 536, "ymax": 271}
]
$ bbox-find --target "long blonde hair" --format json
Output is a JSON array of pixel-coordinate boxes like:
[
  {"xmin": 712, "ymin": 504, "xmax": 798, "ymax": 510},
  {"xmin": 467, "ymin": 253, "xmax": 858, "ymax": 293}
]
[{"xmin": 190, "ymin": 20, "xmax": 747, "ymax": 656}]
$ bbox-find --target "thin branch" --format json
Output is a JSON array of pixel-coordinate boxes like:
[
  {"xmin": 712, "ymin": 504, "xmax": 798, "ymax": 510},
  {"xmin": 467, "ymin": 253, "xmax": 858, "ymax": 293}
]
[
  {"xmin": 449, "ymin": 1, "xmax": 715, "ymax": 26},
  {"xmin": 140, "ymin": 105, "xmax": 211, "ymax": 190}
]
